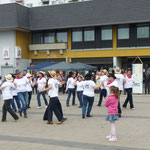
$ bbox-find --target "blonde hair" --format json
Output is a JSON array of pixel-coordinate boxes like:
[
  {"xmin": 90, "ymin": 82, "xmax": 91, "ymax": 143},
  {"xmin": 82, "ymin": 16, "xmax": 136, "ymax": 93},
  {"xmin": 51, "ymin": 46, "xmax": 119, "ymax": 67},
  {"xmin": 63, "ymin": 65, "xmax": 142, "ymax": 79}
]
[{"xmin": 109, "ymin": 86, "xmax": 120, "ymax": 99}]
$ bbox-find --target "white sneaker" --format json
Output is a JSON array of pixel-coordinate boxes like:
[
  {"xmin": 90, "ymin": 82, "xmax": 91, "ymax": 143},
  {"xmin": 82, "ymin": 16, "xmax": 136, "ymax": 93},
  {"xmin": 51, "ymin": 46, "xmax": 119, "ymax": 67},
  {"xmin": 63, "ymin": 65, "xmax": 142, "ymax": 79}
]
[
  {"xmin": 131, "ymin": 107, "xmax": 136, "ymax": 110},
  {"xmin": 45, "ymin": 105, "xmax": 48, "ymax": 108},
  {"xmin": 37, "ymin": 106, "xmax": 42, "ymax": 109},
  {"xmin": 109, "ymin": 137, "xmax": 117, "ymax": 142},
  {"xmin": 106, "ymin": 135, "xmax": 111, "ymax": 140}
]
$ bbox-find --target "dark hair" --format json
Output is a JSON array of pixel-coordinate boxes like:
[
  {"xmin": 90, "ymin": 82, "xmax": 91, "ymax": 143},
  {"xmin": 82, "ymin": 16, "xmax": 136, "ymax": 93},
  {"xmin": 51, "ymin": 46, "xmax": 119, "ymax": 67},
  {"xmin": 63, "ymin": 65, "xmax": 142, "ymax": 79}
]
[
  {"xmin": 68, "ymin": 72, "xmax": 73, "ymax": 78},
  {"xmin": 127, "ymin": 68, "xmax": 132, "ymax": 71},
  {"xmin": 109, "ymin": 86, "xmax": 120, "ymax": 99},
  {"xmin": 108, "ymin": 73, "xmax": 116, "ymax": 79},
  {"xmin": 85, "ymin": 73, "xmax": 92, "ymax": 80}
]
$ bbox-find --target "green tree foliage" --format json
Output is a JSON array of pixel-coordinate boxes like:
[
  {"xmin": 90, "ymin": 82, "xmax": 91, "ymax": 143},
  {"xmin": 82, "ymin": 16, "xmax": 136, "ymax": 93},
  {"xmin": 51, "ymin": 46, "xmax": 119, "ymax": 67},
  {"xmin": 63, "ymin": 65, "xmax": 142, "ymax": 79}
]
[{"xmin": 69, "ymin": 0, "xmax": 79, "ymax": 2}]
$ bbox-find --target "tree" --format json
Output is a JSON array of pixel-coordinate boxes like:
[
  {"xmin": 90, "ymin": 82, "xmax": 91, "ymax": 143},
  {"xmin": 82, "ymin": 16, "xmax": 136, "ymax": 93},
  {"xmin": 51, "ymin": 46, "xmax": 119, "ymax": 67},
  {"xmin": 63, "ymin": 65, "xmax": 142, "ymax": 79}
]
[{"xmin": 69, "ymin": 0, "xmax": 79, "ymax": 2}]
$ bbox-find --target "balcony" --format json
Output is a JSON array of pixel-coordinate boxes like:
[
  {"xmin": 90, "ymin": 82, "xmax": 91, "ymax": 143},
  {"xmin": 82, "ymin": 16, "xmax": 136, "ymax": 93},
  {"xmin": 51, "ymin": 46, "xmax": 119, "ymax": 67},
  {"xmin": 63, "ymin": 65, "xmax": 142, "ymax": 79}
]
[{"xmin": 29, "ymin": 43, "xmax": 67, "ymax": 55}]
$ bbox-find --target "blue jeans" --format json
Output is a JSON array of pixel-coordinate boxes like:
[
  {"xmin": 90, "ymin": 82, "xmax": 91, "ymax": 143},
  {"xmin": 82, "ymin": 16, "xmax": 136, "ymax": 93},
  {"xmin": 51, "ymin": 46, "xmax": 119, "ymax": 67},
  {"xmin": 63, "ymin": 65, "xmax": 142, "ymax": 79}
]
[
  {"xmin": 11, "ymin": 96, "xmax": 21, "ymax": 112},
  {"xmin": 18, "ymin": 92, "xmax": 28, "ymax": 115},
  {"xmin": 77, "ymin": 91, "xmax": 83, "ymax": 107},
  {"xmin": 66, "ymin": 88, "xmax": 76, "ymax": 105},
  {"xmin": 37, "ymin": 91, "xmax": 48, "ymax": 107},
  {"xmin": 82, "ymin": 95, "xmax": 94, "ymax": 116}
]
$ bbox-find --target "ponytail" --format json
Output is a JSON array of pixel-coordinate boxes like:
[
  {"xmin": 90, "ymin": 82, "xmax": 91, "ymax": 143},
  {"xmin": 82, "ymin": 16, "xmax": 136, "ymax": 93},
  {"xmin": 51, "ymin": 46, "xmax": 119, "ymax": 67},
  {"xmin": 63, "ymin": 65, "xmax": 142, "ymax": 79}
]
[{"xmin": 109, "ymin": 86, "xmax": 120, "ymax": 99}]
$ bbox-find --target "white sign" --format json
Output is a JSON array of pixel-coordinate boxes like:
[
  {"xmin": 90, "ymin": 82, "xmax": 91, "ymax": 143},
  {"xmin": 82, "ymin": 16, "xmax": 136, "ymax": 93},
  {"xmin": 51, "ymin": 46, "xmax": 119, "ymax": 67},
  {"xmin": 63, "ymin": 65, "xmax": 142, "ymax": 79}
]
[
  {"xmin": 132, "ymin": 64, "xmax": 143, "ymax": 94},
  {"xmin": 15, "ymin": 46, "xmax": 22, "ymax": 58},
  {"xmin": 3, "ymin": 47, "xmax": 10, "ymax": 59}
]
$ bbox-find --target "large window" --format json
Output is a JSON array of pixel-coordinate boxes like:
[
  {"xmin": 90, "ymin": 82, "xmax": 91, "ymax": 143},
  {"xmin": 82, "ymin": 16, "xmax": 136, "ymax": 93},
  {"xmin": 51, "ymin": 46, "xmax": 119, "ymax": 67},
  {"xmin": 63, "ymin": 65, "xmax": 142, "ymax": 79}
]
[
  {"xmin": 72, "ymin": 31, "xmax": 82, "ymax": 42},
  {"xmin": 32, "ymin": 33, "xmax": 43, "ymax": 44},
  {"xmin": 101, "ymin": 29, "xmax": 112, "ymax": 40},
  {"xmin": 84, "ymin": 30, "xmax": 95, "ymax": 41},
  {"xmin": 44, "ymin": 33, "xmax": 55, "ymax": 43},
  {"xmin": 118, "ymin": 27, "xmax": 129, "ymax": 39},
  {"xmin": 56, "ymin": 32, "xmax": 68, "ymax": 42},
  {"xmin": 137, "ymin": 26, "xmax": 149, "ymax": 38}
]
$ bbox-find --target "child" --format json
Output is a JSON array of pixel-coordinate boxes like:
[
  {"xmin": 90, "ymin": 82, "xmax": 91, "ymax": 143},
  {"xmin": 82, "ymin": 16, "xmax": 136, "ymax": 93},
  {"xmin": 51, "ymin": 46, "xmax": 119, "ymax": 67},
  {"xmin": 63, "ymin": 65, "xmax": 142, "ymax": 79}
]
[
  {"xmin": 0, "ymin": 74, "xmax": 19, "ymax": 122},
  {"xmin": 105, "ymin": 86, "xmax": 120, "ymax": 142}
]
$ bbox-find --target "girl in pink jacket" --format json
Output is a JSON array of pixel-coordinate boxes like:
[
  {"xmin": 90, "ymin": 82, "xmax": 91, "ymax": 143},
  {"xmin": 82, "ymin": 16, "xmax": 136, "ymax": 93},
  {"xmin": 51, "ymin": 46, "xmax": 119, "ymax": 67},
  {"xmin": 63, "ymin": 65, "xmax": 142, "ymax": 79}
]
[{"xmin": 105, "ymin": 86, "xmax": 120, "ymax": 142}]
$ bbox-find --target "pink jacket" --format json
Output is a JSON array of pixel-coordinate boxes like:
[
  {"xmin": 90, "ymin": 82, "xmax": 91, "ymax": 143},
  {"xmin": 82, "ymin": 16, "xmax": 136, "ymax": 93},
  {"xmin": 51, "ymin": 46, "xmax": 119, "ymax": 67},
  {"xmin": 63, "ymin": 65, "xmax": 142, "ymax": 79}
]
[{"xmin": 105, "ymin": 94, "xmax": 118, "ymax": 115}]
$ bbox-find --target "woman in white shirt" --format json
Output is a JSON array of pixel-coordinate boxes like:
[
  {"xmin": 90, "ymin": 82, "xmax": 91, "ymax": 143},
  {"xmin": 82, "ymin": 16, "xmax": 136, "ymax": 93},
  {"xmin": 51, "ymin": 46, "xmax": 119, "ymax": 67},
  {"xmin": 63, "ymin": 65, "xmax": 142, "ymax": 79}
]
[
  {"xmin": 65, "ymin": 72, "xmax": 76, "ymax": 107},
  {"xmin": 82, "ymin": 73, "xmax": 100, "ymax": 118},
  {"xmin": 26, "ymin": 73, "xmax": 34, "ymax": 108},
  {"xmin": 37, "ymin": 71, "xmax": 48, "ymax": 109},
  {"xmin": 0, "ymin": 74, "xmax": 19, "ymax": 122},
  {"xmin": 14, "ymin": 70, "xmax": 29, "ymax": 118},
  {"xmin": 75, "ymin": 75, "xmax": 84, "ymax": 108},
  {"xmin": 123, "ymin": 68, "xmax": 135, "ymax": 109},
  {"xmin": 41, "ymin": 71, "xmax": 64, "ymax": 125},
  {"xmin": 114, "ymin": 67, "xmax": 125, "ymax": 117},
  {"xmin": 11, "ymin": 74, "xmax": 21, "ymax": 113},
  {"xmin": 97, "ymin": 69, "xmax": 108, "ymax": 106}
]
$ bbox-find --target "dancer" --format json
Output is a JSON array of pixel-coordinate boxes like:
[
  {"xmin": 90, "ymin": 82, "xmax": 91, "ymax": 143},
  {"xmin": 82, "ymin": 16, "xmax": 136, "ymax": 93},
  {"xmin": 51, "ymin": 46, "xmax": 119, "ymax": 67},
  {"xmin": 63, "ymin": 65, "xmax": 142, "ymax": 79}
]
[
  {"xmin": 105, "ymin": 73, "xmax": 118, "ymax": 96},
  {"xmin": 105, "ymin": 86, "xmax": 119, "ymax": 142},
  {"xmin": 41, "ymin": 71, "xmax": 64, "ymax": 125},
  {"xmin": 114, "ymin": 67, "xmax": 125, "ymax": 117},
  {"xmin": 82, "ymin": 73, "xmax": 100, "ymax": 118},
  {"xmin": 26, "ymin": 73, "xmax": 34, "ymax": 108},
  {"xmin": 75, "ymin": 75, "xmax": 84, "ymax": 108},
  {"xmin": 11, "ymin": 74, "xmax": 21, "ymax": 113},
  {"xmin": 123, "ymin": 68, "xmax": 135, "ymax": 109},
  {"xmin": 37, "ymin": 71, "xmax": 48, "ymax": 109},
  {"xmin": 14, "ymin": 70, "xmax": 29, "ymax": 118},
  {"xmin": 97, "ymin": 69, "xmax": 108, "ymax": 106},
  {"xmin": 66, "ymin": 72, "xmax": 76, "ymax": 107},
  {"xmin": 0, "ymin": 74, "xmax": 19, "ymax": 122}
]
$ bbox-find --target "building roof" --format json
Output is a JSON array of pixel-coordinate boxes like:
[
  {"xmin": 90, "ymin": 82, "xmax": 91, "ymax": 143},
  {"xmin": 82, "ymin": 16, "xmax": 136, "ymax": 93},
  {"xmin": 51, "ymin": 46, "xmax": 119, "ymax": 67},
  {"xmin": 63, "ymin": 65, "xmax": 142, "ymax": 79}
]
[
  {"xmin": 1, "ymin": 0, "xmax": 150, "ymax": 31},
  {"xmin": 0, "ymin": 3, "xmax": 30, "ymax": 30}
]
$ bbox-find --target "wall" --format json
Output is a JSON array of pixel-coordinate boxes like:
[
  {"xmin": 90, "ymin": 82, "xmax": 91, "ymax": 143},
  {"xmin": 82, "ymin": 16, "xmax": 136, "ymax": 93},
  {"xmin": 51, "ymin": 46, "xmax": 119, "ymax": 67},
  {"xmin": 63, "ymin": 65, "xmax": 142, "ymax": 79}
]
[{"xmin": 0, "ymin": 31, "xmax": 16, "ymax": 76}]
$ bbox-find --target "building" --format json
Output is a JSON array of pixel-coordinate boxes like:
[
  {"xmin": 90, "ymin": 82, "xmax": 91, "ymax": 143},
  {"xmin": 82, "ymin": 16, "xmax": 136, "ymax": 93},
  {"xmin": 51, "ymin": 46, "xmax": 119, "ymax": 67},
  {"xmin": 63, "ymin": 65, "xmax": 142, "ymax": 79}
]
[
  {"xmin": 1, "ymin": 0, "xmax": 150, "ymax": 76},
  {"xmin": 0, "ymin": 0, "xmax": 87, "ymax": 7}
]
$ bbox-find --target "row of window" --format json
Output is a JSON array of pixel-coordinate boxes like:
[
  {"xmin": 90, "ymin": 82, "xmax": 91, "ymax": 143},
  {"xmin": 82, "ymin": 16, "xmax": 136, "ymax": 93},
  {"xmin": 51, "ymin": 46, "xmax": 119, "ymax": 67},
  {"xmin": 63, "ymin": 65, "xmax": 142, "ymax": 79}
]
[
  {"xmin": 32, "ymin": 26, "xmax": 150, "ymax": 44},
  {"xmin": 32, "ymin": 32, "xmax": 68, "ymax": 44}
]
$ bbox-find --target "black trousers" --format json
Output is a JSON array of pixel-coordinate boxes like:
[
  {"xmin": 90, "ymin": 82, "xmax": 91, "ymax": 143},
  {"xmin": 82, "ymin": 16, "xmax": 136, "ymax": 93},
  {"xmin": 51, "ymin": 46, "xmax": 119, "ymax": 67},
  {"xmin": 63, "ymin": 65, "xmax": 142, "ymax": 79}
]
[
  {"xmin": 28, "ymin": 91, "xmax": 32, "ymax": 107},
  {"xmin": 145, "ymin": 82, "xmax": 150, "ymax": 94},
  {"xmin": 47, "ymin": 97, "xmax": 63, "ymax": 122},
  {"xmin": 118, "ymin": 91, "xmax": 122, "ymax": 114},
  {"xmin": 98, "ymin": 89, "xmax": 107, "ymax": 106},
  {"xmin": 123, "ymin": 88, "xmax": 134, "ymax": 108},
  {"xmin": 2, "ymin": 99, "xmax": 19, "ymax": 121}
]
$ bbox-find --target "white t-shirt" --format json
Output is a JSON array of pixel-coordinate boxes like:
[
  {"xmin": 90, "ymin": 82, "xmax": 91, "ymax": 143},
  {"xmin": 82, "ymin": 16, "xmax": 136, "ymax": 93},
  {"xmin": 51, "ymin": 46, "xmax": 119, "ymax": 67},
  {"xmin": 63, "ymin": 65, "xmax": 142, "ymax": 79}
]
[
  {"xmin": 14, "ymin": 77, "xmax": 28, "ymax": 93},
  {"xmin": 37, "ymin": 77, "xmax": 46, "ymax": 90},
  {"xmin": 106, "ymin": 80, "xmax": 118, "ymax": 96},
  {"xmin": 115, "ymin": 74, "xmax": 124, "ymax": 91},
  {"xmin": 124, "ymin": 75, "xmax": 133, "ymax": 89},
  {"xmin": 83, "ymin": 80, "xmax": 96, "ymax": 97},
  {"xmin": 99, "ymin": 75, "xmax": 108, "ymax": 89},
  {"xmin": 12, "ymin": 88, "xmax": 18, "ymax": 96},
  {"xmin": 1, "ymin": 82, "xmax": 14, "ymax": 100},
  {"xmin": 26, "ymin": 80, "xmax": 33, "ymax": 92},
  {"xmin": 76, "ymin": 81, "xmax": 84, "ymax": 91},
  {"xmin": 48, "ymin": 78, "xmax": 60, "ymax": 98},
  {"xmin": 66, "ymin": 77, "xmax": 75, "ymax": 90}
]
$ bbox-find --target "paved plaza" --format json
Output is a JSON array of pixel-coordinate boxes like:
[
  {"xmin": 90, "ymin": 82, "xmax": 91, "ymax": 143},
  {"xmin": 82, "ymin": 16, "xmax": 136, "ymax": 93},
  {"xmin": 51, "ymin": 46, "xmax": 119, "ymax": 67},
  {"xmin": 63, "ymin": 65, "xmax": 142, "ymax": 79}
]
[{"xmin": 0, "ymin": 93, "xmax": 150, "ymax": 150}]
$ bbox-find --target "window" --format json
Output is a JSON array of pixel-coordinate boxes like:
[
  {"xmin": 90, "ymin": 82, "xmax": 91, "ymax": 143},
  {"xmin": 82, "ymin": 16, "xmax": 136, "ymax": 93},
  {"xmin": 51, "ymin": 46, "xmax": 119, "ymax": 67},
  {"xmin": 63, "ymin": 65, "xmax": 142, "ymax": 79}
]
[
  {"xmin": 56, "ymin": 32, "xmax": 68, "ymax": 42},
  {"xmin": 118, "ymin": 28, "xmax": 129, "ymax": 39},
  {"xmin": 32, "ymin": 33, "xmax": 43, "ymax": 44},
  {"xmin": 84, "ymin": 30, "xmax": 95, "ymax": 41},
  {"xmin": 72, "ymin": 31, "xmax": 82, "ymax": 42},
  {"xmin": 137, "ymin": 26, "xmax": 149, "ymax": 38},
  {"xmin": 44, "ymin": 33, "xmax": 55, "ymax": 43},
  {"xmin": 101, "ymin": 29, "xmax": 112, "ymax": 40}
]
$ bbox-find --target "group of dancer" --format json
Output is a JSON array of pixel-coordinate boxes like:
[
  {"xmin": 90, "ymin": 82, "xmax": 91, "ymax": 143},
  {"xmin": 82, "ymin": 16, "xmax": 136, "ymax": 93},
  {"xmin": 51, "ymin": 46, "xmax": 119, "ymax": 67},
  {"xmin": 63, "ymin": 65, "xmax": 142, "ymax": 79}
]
[{"xmin": 0, "ymin": 67, "xmax": 135, "ymax": 142}]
